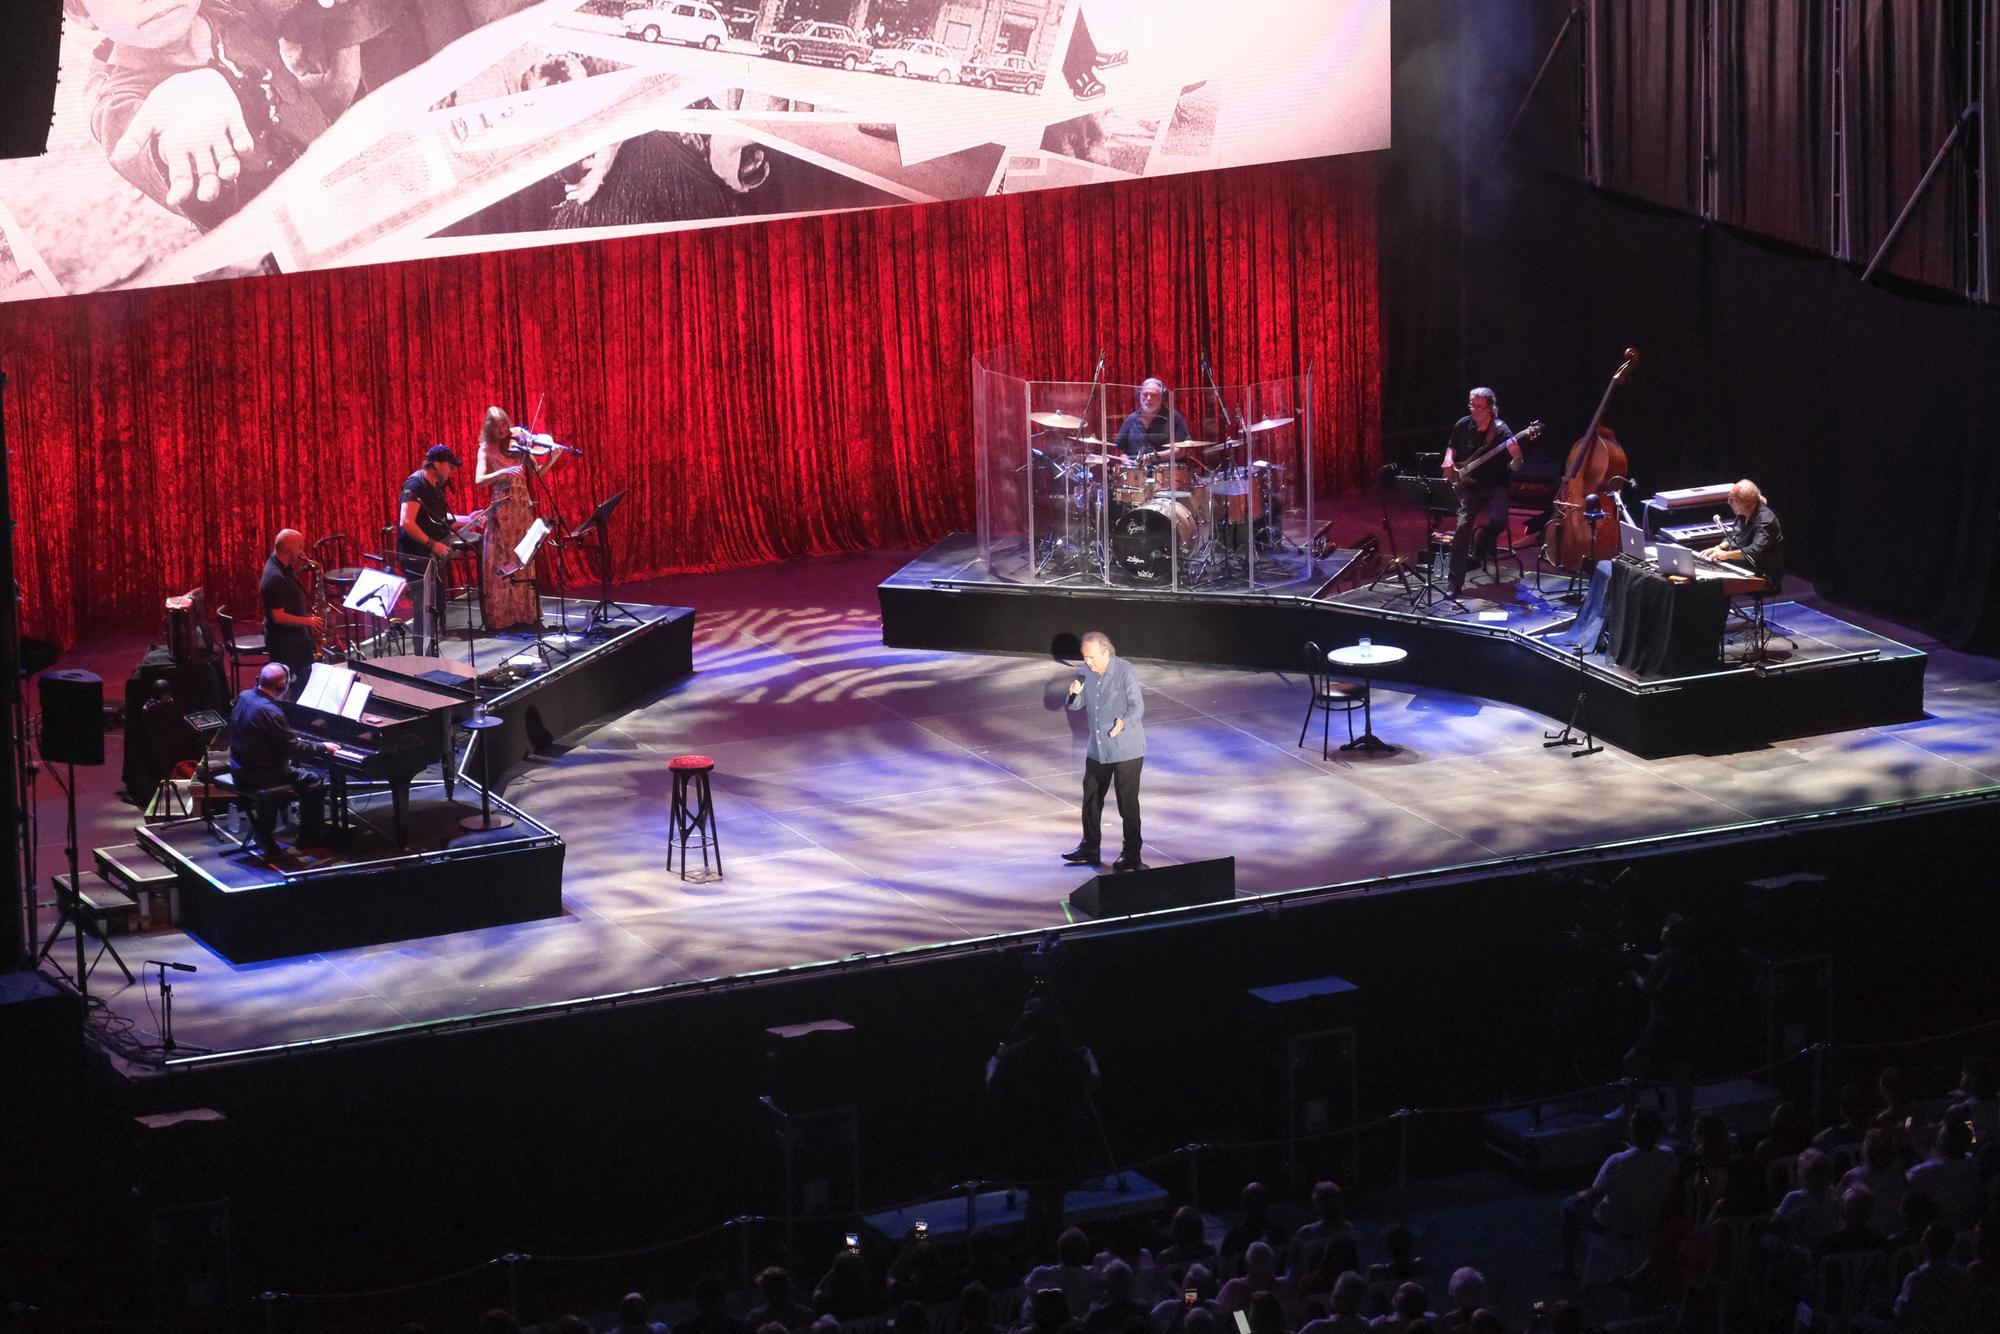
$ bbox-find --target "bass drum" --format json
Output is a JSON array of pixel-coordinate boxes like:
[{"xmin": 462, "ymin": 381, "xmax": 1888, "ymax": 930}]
[{"xmin": 1111, "ymin": 497, "xmax": 1196, "ymax": 583}]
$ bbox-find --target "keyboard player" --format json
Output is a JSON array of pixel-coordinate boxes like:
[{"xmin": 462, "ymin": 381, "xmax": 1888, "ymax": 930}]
[
  {"xmin": 1702, "ymin": 479, "xmax": 1785, "ymax": 593},
  {"xmin": 229, "ymin": 663, "xmax": 339, "ymax": 857}
]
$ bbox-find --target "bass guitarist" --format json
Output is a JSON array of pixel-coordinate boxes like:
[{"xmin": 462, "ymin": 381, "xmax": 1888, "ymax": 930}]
[{"xmin": 1441, "ymin": 386, "xmax": 1523, "ymax": 597}]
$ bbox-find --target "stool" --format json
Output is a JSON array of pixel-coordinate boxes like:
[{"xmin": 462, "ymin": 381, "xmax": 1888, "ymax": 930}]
[
  {"xmin": 667, "ymin": 755, "xmax": 722, "ymax": 879},
  {"xmin": 209, "ymin": 771, "xmax": 297, "ymax": 855}
]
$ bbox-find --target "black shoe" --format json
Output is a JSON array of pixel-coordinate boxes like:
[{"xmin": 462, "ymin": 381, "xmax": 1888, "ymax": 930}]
[
  {"xmin": 1062, "ymin": 846, "xmax": 1102, "ymax": 864},
  {"xmin": 1111, "ymin": 853, "xmax": 1142, "ymax": 873}
]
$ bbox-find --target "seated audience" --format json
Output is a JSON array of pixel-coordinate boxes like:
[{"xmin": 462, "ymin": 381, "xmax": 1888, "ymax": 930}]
[
  {"xmin": 1813, "ymin": 1186, "xmax": 1892, "ymax": 1262},
  {"xmin": 1290, "ymin": 1182, "xmax": 1359, "ymax": 1270},
  {"xmin": 1368, "ymin": 1282, "xmax": 1432, "ymax": 1333},
  {"xmin": 1894, "ymin": 1222, "xmax": 1972, "ymax": 1334},
  {"xmin": 1772, "ymin": 1148, "xmax": 1843, "ymax": 1253},
  {"xmin": 1245, "ymin": 1292, "xmax": 1288, "ymax": 1334},
  {"xmin": 1149, "ymin": 1262, "xmax": 1218, "ymax": 1334},
  {"xmin": 1297, "ymin": 1272, "xmax": 1370, "ymax": 1334},
  {"xmin": 1083, "ymin": 1261, "xmax": 1149, "ymax": 1334},
  {"xmin": 1368, "ymin": 1225, "xmax": 1427, "ymax": 1289},
  {"xmin": 745, "ymin": 1268, "xmax": 813, "ymax": 1332},
  {"xmin": 956, "ymin": 1282, "xmax": 998, "ymax": 1334},
  {"xmin": 1908, "ymin": 1117, "xmax": 1983, "ymax": 1229},
  {"xmin": 812, "ymin": 1248, "xmax": 879, "ymax": 1321},
  {"xmin": 1158, "ymin": 1208, "xmax": 1217, "ymax": 1282},
  {"xmin": 1814, "ymin": 1084, "xmax": 1876, "ymax": 1156},
  {"xmin": 1221, "ymin": 1183, "xmax": 1291, "ymax": 1263},
  {"xmin": 1217, "ymin": 1241, "xmax": 1290, "ymax": 1315},
  {"xmin": 1024, "ymin": 1229, "xmax": 1102, "ymax": 1318},
  {"xmin": 1014, "ymin": 1287, "xmax": 1080, "ymax": 1334},
  {"xmin": 1840, "ymin": 1126, "xmax": 1911, "ymax": 1238},
  {"xmin": 1947, "ymin": 1056, "xmax": 2000, "ymax": 1148},
  {"xmin": 614, "ymin": 1292, "xmax": 671, "ymax": 1334},
  {"xmin": 1436, "ymin": 1269, "xmax": 1486, "ymax": 1333}
]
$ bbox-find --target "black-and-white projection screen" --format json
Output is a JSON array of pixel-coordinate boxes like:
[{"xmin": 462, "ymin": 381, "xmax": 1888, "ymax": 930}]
[{"xmin": 0, "ymin": 0, "xmax": 1389, "ymax": 302}]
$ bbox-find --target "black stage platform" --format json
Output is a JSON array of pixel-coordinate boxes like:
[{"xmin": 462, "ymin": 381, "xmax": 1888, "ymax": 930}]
[
  {"xmin": 133, "ymin": 599, "xmax": 695, "ymax": 962},
  {"xmin": 878, "ymin": 535, "xmax": 1927, "ymax": 758},
  {"xmin": 143, "ymin": 786, "xmax": 564, "ymax": 963}
]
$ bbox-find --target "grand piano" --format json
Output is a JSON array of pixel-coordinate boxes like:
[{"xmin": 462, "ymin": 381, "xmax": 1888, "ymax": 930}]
[{"xmin": 281, "ymin": 656, "xmax": 476, "ymax": 845}]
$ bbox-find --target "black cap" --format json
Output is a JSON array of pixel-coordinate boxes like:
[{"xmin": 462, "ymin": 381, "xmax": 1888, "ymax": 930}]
[{"xmin": 425, "ymin": 443, "xmax": 463, "ymax": 466}]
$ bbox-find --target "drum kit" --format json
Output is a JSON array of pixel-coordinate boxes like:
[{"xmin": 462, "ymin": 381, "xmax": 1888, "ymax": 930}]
[{"xmin": 1029, "ymin": 411, "xmax": 1297, "ymax": 585}]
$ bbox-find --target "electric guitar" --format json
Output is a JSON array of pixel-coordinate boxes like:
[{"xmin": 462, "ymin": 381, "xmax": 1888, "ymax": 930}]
[{"xmin": 1448, "ymin": 420, "xmax": 1542, "ymax": 496}]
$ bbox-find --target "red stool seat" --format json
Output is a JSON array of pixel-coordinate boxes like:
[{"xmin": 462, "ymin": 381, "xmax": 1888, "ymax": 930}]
[{"xmin": 668, "ymin": 754, "xmax": 715, "ymax": 771}]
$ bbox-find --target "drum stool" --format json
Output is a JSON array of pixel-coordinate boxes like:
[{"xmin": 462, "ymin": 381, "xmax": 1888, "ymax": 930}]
[{"xmin": 667, "ymin": 754, "xmax": 723, "ymax": 879}]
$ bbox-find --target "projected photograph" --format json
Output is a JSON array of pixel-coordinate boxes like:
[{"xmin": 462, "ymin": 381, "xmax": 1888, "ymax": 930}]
[{"xmin": 0, "ymin": 0, "xmax": 1390, "ymax": 302}]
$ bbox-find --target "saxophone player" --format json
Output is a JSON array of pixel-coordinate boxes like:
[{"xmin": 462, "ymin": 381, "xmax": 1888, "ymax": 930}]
[{"xmin": 261, "ymin": 529, "xmax": 325, "ymax": 696}]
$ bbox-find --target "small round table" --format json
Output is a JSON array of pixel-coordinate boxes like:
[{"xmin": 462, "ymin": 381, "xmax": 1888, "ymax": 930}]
[{"xmin": 1326, "ymin": 642, "xmax": 1407, "ymax": 754}]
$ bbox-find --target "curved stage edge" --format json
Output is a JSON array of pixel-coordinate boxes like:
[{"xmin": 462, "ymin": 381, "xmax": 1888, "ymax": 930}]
[{"xmin": 877, "ymin": 535, "xmax": 1927, "ymax": 759}]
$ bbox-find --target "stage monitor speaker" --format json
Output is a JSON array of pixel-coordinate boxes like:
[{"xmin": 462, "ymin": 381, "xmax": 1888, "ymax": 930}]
[
  {"xmin": 1070, "ymin": 856, "xmax": 1235, "ymax": 919},
  {"xmin": 39, "ymin": 669, "xmax": 106, "ymax": 767}
]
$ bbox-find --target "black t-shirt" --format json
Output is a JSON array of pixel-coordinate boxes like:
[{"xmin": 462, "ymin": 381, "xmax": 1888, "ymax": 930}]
[
  {"xmin": 1446, "ymin": 414, "xmax": 1516, "ymax": 489},
  {"xmin": 260, "ymin": 554, "xmax": 313, "ymax": 662},
  {"xmin": 1113, "ymin": 407, "xmax": 1194, "ymax": 456},
  {"xmin": 397, "ymin": 469, "xmax": 452, "ymax": 562},
  {"xmin": 1732, "ymin": 504, "xmax": 1785, "ymax": 591}
]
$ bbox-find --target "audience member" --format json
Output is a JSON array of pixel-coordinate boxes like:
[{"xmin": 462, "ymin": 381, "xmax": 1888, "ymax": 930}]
[
  {"xmin": 956, "ymin": 1282, "xmax": 998, "ymax": 1334},
  {"xmin": 813, "ymin": 1248, "xmax": 879, "ymax": 1321},
  {"xmin": 1874, "ymin": 1066, "xmax": 1923, "ymax": 1152},
  {"xmin": 1291, "ymin": 1236, "xmax": 1361, "ymax": 1317},
  {"xmin": 1290, "ymin": 1182, "xmax": 1359, "ymax": 1268},
  {"xmin": 1894, "ymin": 1222, "xmax": 1972, "ymax": 1334},
  {"xmin": 1553, "ymin": 1108, "xmax": 1678, "ymax": 1282},
  {"xmin": 1948, "ymin": 1057, "xmax": 2000, "ymax": 1148},
  {"xmin": 1220, "ymin": 1184, "xmax": 1291, "ymax": 1262},
  {"xmin": 1217, "ymin": 1241, "xmax": 1290, "ymax": 1315},
  {"xmin": 989, "ymin": 999, "xmax": 1102, "ymax": 1254},
  {"xmin": 1815, "ymin": 1084, "xmax": 1875, "ymax": 1155},
  {"xmin": 1840, "ymin": 1126, "xmax": 1911, "ymax": 1237},
  {"xmin": 1436, "ymin": 1269, "xmax": 1486, "ymax": 1333},
  {"xmin": 1368, "ymin": 1282, "xmax": 1432, "ymax": 1333},
  {"xmin": 1158, "ymin": 1208, "xmax": 1217, "ymax": 1282},
  {"xmin": 1672, "ymin": 1113, "xmax": 1736, "ymax": 1222},
  {"xmin": 1368, "ymin": 1225, "xmax": 1426, "ymax": 1289},
  {"xmin": 1908, "ymin": 1117, "xmax": 1983, "ymax": 1229},
  {"xmin": 954, "ymin": 1230, "xmax": 1017, "ymax": 1296},
  {"xmin": 745, "ymin": 1267, "xmax": 813, "ymax": 1332},
  {"xmin": 1891, "ymin": 1191, "xmax": 1946, "ymax": 1256},
  {"xmin": 1024, "ymin": 1228, "xmax": 1102, "ymax": 1318},
  {"xmin": 1813, "ymin": 1186, "xmax": 1892, "ymax": 1262},
  {"xmin": 1015, "ymin": 1287, "xmax": 1080, "ymax": 1334},
  {"xmin": 890, "ymin": 1300, "xmax": 928, "ymax": 1334},
  {"xmin": 1297, "ymin": 1272, "xmax": 1370, "ymax": 1334},
  {"xmin": 886, "ymin": 1233, "xmax": 950, "ymax": 1306},
  {"xmin": 552, "ymin": 1317, "xmax": 592, "ymax": 1334},
  {"xmin": 1245, "ymin": 1292, "xmax": 1287, "ymax": 1334},
  {"xmin": 1096, "ymin": 1223, "xmax": 1166, "ymax": 1306},
  {"xmin": 678, "ymin": 1276, "xmax": 749, "ymax": 1334},
  {"xmin": 1466, "ymin": 1312, "xmax": 1502, "ymax": 1334},
  {"xmin": 613, "ymin": 1292, "xmax": 671, "ymax": 1334},
  {"xmin": 1149, "ymin": 1262, "xmax": 1218, "ymax": 1334},
  {"xmin": 1772, "ymin": 1148, "xmax": 1842, "ymax": 1252},
  {"xmin": 1083, "ymin": 1260, "xmax": 1149, "ymax": 1334},
  {"xmin": 1753, "ymin": 1102, "xmax": 1814, "ymax": 1182}
]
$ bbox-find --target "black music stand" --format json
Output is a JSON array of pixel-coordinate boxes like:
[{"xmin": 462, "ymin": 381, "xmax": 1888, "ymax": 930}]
[
  {"xmin": 498, "ymin": 518, "xmax": 571, "ymax": 666},
  {"xmin": 573, "ymin": 490, "xmax": 644, "ymax": 634}
]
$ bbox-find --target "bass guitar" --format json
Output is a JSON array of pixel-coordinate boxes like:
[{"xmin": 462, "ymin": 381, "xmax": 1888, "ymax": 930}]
[{"xmin": 1449, "ymin": 420, "xmax": 1543, "ymax": 496}]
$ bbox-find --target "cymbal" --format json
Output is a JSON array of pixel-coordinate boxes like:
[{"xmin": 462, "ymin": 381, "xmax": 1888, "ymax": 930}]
[
  {"xmin": 1075, "ymin": 453, "xmax": 1119, "ymax": 465},
  {"xmin": 1030, "ymin": 411, "xmax": 1085, "ymax": 430},
  {"xmin": 1159, "ymin": 439, "xmax": 1218, "ymax": 451},
  {"xmin": 1244, "ymin": 415, "xmax": 1295, "ymax": 433},
  {"xmin": 1072, "ymin": 435, "xmax": 1114, "ymax": 449}
]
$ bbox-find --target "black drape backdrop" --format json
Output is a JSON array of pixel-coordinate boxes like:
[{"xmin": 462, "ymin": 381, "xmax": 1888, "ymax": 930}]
[
  {"xmin": 1714, "ymin": 0, "xmax": 1833, "ymax": 249},
  {"xmin": 1592, "ymin": 0, "xmax": 1706, "ymax": 213},
  {"xmin": 1457, "ymin": 174, "xmax": 2000, "ymax": 646}
]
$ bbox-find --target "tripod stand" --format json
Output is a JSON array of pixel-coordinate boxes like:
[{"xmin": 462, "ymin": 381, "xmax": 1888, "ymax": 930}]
[
  {"xmin": 148, "ymin": 960, "xmax": 208, "ymax": 1054},
  {"xmin": 1543, "ymin": 505, "xmax": 1610, "ymax": 758},
  {"xmin": 38, "ymin": 760, "xmax": 132, "ymax": 995},
  {"xmin": 572, "ymin": 490, "xmax": 645, "ymax": 633}
]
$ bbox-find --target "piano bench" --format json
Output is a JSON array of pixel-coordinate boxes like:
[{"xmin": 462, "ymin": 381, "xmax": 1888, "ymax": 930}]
[{"xmin": 208, "ymin": 772, "xmax": 298, "ymax": 850}]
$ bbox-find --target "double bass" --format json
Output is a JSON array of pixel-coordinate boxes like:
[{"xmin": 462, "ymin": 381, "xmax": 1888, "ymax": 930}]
[{"xmin": 1543, "ymin": 348, "xmax": 1639, "ymax": 572}]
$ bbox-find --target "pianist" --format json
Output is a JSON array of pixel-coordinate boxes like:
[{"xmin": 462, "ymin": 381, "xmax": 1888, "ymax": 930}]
[
  {"xmin": 228, "ymin": 663, "xmax": 339, "ymax": 857},
  {"xmin": 1704, "ymin": 479, "xmax": 1785, "ymax": 593}
]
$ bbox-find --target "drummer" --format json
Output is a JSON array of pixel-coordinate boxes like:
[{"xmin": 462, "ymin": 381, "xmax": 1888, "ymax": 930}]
[{"xmin": 1112, "ymin": 378, "xmax": 1194, "ymax": 458}]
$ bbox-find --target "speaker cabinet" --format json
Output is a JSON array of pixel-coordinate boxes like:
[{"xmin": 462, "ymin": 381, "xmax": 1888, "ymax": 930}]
[
  {"xmin": 39, "ymin": 669, "xmax": 106, "ymax": 767},
  {"xmin": 1069, "ymin": 856, "xmax": 1235, "ymax": 918}
]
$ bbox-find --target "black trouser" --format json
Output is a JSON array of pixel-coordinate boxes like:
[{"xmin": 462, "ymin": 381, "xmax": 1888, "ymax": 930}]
[
  {"xmin": 237, "ymin": 766, "xmax": 325, "ymax": 850},
  {"xmin": 1448, "ymin": 481, "xmax": 1510, "ymax": 592},
  {"xmin": 1080, "ymin": 756, "xmax": 1143, "ymax": 856},
  {"xmin": 268, "ymin": 631, "xmax": 314, "ymax": 698}
]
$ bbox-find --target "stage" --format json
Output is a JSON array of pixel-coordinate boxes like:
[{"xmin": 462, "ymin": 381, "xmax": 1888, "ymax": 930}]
[
  {"xmin": 879, "ymin": 534, "xmax": 1929, "ymax": 759},
  {"xmin": 35, "ymin": 547, "xmax": 2000, "ymax": 1066}
]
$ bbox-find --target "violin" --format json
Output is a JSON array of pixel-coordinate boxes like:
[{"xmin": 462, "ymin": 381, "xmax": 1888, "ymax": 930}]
[{"xmin": 507, "ymin": 427, "xmax": 582, "ymax": 461}]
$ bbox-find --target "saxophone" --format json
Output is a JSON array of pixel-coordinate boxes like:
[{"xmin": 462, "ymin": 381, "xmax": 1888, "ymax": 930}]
[{"xmin": 299, "ymin": 557, "xmax": 344, "ymax": 662}]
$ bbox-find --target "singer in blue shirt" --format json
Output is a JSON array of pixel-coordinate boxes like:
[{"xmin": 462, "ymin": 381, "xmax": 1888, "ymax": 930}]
[{"xmin": 1063, "ymin": 631, "xmax": 1147, "ymax": 872}]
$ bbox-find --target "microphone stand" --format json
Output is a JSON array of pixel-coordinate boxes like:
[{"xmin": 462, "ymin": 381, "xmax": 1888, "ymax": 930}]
[{"xmin": 147, "ymin": 960, "xmax": 209, "ymax": 1054}]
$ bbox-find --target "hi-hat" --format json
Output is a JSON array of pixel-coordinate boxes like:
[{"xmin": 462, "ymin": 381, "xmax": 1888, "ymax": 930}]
[
  {"xmin": 1030, "ymin": 411, "xmax": 1085, "ymax": 430},
  {"xmin": 1244, "ymin": 415, "xmax": 1295, "ymax": 433}
]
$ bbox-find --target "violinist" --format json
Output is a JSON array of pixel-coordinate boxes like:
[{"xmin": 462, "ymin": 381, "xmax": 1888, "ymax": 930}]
[
  {"xmin": 473, "ymin": 406, "xmax": 566, "ymax": 633},
  {"xmin": 1441, "ymin": 386, "xmax": 1522, "ymax": 597},
  {"xmin": 1703, "ymin": 480, "xmax": 1784, "ymax": 593}
]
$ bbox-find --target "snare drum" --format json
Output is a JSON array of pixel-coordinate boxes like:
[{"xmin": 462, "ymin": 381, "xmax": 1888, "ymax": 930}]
[
  {"xmin": 1111, "ymin": 496, "xmax": 1197, "ymax": 583},
  {"xmin": 1113, "ymin": 461, "xmax": 1153, "ymax": 506}
]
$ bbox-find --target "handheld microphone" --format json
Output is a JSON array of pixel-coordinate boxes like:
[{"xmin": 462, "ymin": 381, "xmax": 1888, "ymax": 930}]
[{"xmin": 146, "ymin": 960, "xmax": 198, "ymax": 973}]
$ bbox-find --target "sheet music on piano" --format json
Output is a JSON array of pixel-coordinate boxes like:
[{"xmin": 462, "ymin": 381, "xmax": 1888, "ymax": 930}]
[{"xmin": 298, "ymin": 663, "xmax": 374, "ymax": 721}]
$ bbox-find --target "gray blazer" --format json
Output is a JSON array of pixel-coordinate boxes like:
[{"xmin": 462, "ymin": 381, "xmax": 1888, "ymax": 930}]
[{"xmin": 1066, "ymin": 655, "xmax": 1146, "ymax": 763}]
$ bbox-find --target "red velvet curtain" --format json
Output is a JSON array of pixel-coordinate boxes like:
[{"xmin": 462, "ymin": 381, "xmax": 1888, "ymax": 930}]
[{"xmin": 0, "ymin": 155, "xmax": 1379, "ymax": 647}]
